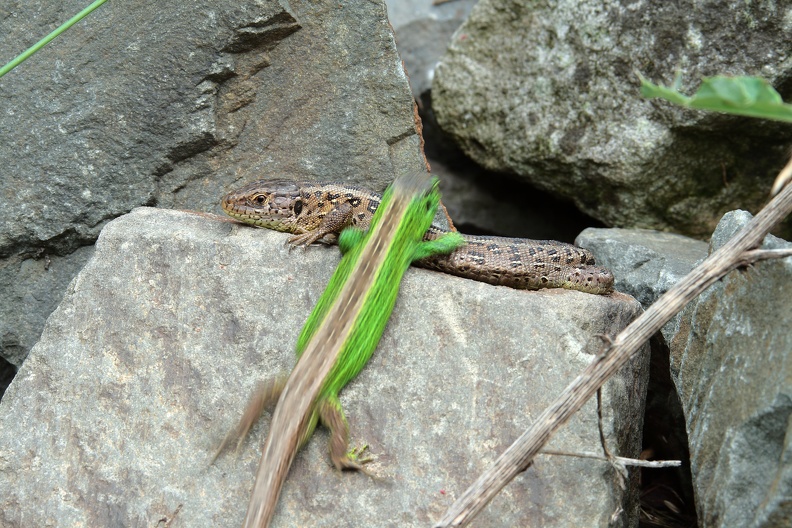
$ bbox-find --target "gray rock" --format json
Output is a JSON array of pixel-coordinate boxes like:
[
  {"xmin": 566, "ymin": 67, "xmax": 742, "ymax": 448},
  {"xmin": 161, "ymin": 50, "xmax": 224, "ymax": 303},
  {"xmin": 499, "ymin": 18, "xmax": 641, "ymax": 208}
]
[
  {"xmin": 0, "ymin": 207, "xmax": 648, "ymax": 527},
  {"xmin": 0, "ymin": 0, "xmax": 427, "ymax": 365},
  {"xmin": 0, "ymin": 246, "xmax": 95, "ymax": 367},
  {"xmin": 432, "ymin": 0, "xmax": 792, "ymax": 238},
  {"xmin": 577, "ymin": 227, "xmax": 708, "ymax": 342},
  {"xmin": 669, "ymin": 211, "xmax": 792, "ymax": 527}
]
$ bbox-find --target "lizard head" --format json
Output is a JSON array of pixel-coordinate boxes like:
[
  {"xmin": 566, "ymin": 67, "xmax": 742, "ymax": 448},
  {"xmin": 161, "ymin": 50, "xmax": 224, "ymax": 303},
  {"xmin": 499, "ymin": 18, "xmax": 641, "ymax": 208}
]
[{"xmin": 221, "ymin": 179, "xmax": 304, "ymax": 233}]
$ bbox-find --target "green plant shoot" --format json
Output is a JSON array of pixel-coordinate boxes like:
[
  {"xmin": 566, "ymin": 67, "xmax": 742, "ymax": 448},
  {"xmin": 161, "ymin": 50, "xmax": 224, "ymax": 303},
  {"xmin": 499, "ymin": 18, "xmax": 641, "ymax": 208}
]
[
  {"xmin": 0, "ymin": 0, "xmax": 110, "ymax": 79},
  {"xmin": 295, "ymin": 177, "xmax": 465, "ymax": 402},
  {"xmin": 639, "ymin": 73, "xmax": 792, "ymax": 123}
]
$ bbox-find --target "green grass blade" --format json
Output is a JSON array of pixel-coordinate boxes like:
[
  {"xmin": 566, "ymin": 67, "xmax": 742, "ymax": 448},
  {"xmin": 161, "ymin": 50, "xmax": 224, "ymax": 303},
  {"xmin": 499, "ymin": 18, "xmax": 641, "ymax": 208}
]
[{"xmin": 0, "ymin": 0, "xmax": 110, "ymax": 79}]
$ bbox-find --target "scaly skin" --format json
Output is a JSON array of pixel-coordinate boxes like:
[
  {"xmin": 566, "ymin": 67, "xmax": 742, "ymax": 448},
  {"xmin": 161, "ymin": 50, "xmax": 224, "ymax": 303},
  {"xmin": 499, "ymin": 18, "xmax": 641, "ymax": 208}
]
[
  {"xmin": 221, "ymin": 180, "xmax": 615, "ymax": 294},
  {"xmin": 218, "ymin": 175, "xmax": 465, "ymax": 527}
]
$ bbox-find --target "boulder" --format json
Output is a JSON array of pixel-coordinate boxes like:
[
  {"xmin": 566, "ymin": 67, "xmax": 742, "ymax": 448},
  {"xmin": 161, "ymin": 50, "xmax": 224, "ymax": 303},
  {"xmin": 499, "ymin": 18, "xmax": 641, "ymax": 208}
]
[
  {"xmin": 432, "ymin": 0, "xmax": 792, "ymax": 239},
  {"xmin": 0, "ymin": 207, "xmax": 649, "ymax": 527}
]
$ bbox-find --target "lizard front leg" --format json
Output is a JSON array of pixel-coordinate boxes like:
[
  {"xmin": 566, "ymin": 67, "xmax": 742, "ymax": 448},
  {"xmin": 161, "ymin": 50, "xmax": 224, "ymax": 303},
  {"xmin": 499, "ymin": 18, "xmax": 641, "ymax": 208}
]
[
  {"xmin": 317, "ymin": 394, "xmax": 371, "ymax": 471},
  {"xmin": 288, "ymin": 202, "xmax": 355, "ymax": 247}
]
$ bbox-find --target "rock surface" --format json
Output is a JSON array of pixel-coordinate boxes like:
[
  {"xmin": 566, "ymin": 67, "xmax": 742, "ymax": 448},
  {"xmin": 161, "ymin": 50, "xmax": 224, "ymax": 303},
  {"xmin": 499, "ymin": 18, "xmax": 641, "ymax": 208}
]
[
  {"xmin": 577, "ymin": 227, "xmax": 708, "ymax": 341},
  {"xmin": 432, "ymin": 0, "xmax": 792, "ymax": 238},
  {"xmin": 0, "ymin": 0, "xmax": 426, "ymax": 366},
  {"xmin": 0, "ymin": 207, "xmax": 649, "ymax": 527},
  {"xmin": 670, "ymin": 211, "xmax": 792, "ymax": 527}
]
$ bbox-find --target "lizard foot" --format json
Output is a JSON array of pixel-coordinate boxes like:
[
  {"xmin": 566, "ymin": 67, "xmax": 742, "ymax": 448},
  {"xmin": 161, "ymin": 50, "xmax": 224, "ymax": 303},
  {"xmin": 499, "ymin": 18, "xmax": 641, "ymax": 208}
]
[
  {"xmin": 334, "ymin": 444, "xmax": 373, "ymax": 473},
  {"xmin": 288, "ymin": 231, "xmax": 322, "ymax": 248}
]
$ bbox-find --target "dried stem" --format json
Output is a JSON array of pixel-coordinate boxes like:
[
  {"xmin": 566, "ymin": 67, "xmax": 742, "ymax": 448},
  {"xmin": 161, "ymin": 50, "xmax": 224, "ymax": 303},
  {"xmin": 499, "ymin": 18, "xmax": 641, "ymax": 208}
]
[{"xmin": 539, "ymin": 450, "xmax": 682, "ymax": 469}]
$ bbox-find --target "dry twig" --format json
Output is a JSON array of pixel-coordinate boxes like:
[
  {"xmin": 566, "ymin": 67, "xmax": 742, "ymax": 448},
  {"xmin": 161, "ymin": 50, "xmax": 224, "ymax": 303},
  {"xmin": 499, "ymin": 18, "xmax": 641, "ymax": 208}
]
[{"xmin": 539, "ymin": 450, "xmax": 681, "ymax": 469}]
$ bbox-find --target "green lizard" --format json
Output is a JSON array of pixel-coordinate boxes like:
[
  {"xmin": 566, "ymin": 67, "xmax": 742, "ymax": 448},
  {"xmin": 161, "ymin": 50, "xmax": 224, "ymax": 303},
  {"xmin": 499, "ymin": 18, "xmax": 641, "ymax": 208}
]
[{"xmin": 217, "ymin": 174, "xmax": 464, "ymax": 527}]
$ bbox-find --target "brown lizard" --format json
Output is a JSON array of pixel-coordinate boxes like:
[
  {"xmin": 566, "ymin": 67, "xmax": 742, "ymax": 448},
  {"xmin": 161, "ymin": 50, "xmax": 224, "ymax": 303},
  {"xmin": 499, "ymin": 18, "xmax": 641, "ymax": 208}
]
[{"xmin": 221, "ymin": 180, "xmax": 614, "ymax": 294}]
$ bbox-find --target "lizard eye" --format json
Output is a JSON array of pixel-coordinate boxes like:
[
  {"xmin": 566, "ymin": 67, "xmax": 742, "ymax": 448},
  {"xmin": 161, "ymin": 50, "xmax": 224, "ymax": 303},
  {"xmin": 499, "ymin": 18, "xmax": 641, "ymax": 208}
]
[
  {"xmin": 252, "ymin": 194, "xmax": 266, "ymax": 205},
  {"xmin": 293, "ymin": 199, "xmax": 303, "ymax": 215}
]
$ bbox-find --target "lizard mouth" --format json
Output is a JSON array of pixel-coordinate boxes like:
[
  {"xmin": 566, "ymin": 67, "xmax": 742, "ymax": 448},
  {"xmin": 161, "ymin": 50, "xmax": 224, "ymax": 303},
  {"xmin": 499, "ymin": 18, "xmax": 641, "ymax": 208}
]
[
  {"xmin": 221, "ymin": 181, "xmax": 301, "ymax": 233},
  {"xmin": 221, "ymin": 196, "xmax": 289, "ymax": 229}
]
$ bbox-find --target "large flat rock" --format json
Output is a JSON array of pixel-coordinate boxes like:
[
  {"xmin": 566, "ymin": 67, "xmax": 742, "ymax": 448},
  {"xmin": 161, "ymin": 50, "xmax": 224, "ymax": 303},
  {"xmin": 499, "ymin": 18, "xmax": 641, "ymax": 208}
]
[{"xmin": 0, "ymin": 208, "xmax": 648, "ymax": 526}]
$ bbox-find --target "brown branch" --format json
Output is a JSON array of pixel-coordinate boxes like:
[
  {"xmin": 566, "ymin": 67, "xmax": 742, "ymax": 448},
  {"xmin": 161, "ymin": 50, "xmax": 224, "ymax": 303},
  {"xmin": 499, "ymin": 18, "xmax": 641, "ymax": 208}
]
[
  {"xmin": 734, "ymin": 248, "xmax": 792, "ymax": 267},
  {"xmin": 433, "ymin": 177, "xmax": 792, "ymax": 527},
  {"xmin": 595, "ymin": 388, "xmax": 612, "ymax": 460}
]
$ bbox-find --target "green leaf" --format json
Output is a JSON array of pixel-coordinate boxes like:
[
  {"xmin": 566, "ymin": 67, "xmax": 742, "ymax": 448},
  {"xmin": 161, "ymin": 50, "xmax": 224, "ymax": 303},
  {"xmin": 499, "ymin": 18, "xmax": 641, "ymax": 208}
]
[{"xmin": 639, "ymin": 74, "xmax": 792, "ymax": 123}]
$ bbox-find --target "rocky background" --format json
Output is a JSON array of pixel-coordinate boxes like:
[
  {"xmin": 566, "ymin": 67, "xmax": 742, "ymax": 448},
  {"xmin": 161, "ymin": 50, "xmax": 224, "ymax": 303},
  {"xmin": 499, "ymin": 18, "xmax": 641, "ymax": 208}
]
[
  {"xmin": 0, "ymin": 0, "xmax": 790, "ymax": 526},
  {"xmin": 395, "ymin": 2, "xmax": 792, "ymax": 525}
]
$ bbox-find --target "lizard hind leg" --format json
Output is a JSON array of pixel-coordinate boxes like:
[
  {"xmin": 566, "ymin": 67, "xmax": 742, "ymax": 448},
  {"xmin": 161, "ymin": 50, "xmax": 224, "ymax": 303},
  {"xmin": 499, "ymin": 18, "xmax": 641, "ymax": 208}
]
[{"xmin": 317, "ymin": 394, "xmax": 372, "ymax": 471}]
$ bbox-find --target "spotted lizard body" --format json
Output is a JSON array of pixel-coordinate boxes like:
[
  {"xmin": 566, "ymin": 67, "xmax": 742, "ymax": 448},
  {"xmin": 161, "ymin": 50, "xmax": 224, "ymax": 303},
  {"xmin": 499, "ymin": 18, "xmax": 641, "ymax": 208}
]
[{"xmin": 221, "ymin": 180, "xmax": 614, "ymax": 294}]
